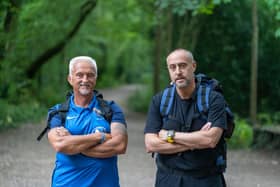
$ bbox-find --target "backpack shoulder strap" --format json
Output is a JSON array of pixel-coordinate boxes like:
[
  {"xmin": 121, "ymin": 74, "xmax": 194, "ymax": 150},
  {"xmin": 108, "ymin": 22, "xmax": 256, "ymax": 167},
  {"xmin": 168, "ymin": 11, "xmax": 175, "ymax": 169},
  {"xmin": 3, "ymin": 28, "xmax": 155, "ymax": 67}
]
[
  {"xmin": 160, "ymin": 84, "xmax": 176, "ymax": 117},
  {"xmin": 94, "ymin": 90, "xmax": 113, "ymax": 123},
  {"xmin": 196, "ymin": 74, "xmax": 221, "ymax": 113},
  {"xmin": 36, "ymin": 92, "xmax": 71, "ymax": 141},
  {"xmin": 36, "ymin": 109, "xmax": 59, "ymax": 141},
  {"xmin": 196, "ymin": 74, "xmax": 235, "ymax": 138},
  {"xmin": 197, "ymin": 85, "xmax": 211, "ymax": 114},
  {"xmin": 196, "ymin": 74, "xmax": 211, "ymax": 114},
  {"xmin": 57, "ymin": 99, "xmax": 70, "ymax": 126}
]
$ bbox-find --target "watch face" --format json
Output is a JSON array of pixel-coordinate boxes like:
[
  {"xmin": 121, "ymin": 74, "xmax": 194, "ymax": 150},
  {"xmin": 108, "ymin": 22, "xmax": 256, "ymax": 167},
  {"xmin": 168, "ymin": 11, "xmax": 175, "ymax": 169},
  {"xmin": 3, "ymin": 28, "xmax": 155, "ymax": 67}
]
[{"xmin": 167, "ymin": 130, "xmax": 175, "ymax": 137}]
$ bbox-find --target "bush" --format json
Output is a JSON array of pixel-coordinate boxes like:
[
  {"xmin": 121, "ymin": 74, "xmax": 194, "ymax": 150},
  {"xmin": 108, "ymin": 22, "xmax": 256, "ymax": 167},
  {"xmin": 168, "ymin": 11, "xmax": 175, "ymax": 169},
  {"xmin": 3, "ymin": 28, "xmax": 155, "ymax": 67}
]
[
  {"xmin": 272, "ymin": 111, "xmax": 280, "ymax": 125},
  {"xmin": 127, "ymin": 85, "xmax": 152, "ymax": 113},
  {"xmin": 257, "ymin": 113, "xmax": 273, "ymax": 126},
  {"xmin": 227, "ymin": 117, "xmax": 254, "ymax": 149},
  {"xmin": 0, "ymin": 99, "xmax": 47, "ymax": 131}
]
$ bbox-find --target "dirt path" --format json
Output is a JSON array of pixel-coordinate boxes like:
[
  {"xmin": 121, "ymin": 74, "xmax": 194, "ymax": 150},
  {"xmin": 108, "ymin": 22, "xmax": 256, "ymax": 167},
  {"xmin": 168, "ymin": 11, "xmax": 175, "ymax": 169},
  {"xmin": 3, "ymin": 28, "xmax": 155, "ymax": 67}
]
[{"xmin": 0, "ymin": 85, "xmax": 280, "ymax": 187}]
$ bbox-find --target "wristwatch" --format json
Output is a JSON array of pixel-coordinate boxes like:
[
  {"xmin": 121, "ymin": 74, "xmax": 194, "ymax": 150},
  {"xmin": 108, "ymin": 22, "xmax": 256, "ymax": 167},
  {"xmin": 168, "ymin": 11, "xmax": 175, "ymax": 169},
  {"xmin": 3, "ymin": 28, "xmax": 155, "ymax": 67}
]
[{"xmin": 167, "ymin": 130, "xmax": 175, "ymax": 143}]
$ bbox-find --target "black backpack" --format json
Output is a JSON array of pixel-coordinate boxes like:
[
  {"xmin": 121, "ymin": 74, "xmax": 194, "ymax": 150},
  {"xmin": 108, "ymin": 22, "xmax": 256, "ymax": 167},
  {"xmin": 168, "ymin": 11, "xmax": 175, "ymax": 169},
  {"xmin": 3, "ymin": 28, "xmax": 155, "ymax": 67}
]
[
  {"xmin": 159, "ymin": 74, "xmax": 235, "ymax": 174},
  {"xmin": 37, "ymin": 90, "xmax": 113, "ymax": 141},
  {"xmin": 160, "ymin": 73, "xmax": 235, "ymax": 138}
]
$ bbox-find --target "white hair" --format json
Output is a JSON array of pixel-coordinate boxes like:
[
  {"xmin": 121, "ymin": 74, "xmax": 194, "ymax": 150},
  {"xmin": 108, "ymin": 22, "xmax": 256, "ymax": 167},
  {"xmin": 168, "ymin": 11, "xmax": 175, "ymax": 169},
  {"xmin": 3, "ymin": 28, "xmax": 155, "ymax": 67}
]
[{"xmin": 69, "ymin": 56, "xmax": 98, "ymax": 77}]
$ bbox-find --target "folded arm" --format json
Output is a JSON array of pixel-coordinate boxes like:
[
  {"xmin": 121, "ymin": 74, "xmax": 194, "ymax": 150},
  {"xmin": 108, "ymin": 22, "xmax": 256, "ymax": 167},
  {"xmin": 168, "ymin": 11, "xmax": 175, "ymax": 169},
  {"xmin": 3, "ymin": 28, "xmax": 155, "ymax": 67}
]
[
  {"xmin": 82, "ymin": 122, "xmax": 128, "ymax": 158},
  {"xmin": 145, "ymin": 133, "xmax": 192, "ymax": 154},
  {"xmin": 47, "ymin": 127, "xmax": 111, "ymax": 155},
  {"xmin": 146, "ymin": 122, "xmax": 223, "ymax": 154},
  {"xmin": 159, "ymin": 122, "xmax": 223, "ymax": 150}
]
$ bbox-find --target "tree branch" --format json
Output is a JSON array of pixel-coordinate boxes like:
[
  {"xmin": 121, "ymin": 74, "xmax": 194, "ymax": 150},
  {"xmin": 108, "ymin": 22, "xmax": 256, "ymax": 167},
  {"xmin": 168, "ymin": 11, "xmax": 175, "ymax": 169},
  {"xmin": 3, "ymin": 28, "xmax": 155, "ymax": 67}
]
[{"xmin": 25, "ymin": 0, "xmax": 97, "ymax": 78}]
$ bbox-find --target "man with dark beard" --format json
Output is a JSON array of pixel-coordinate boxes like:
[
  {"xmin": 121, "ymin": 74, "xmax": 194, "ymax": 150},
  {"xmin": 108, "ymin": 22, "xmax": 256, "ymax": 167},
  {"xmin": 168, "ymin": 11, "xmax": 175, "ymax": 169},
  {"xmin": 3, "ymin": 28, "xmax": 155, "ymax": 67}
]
[
  {"xmin": 144, "ymin": 49, "xmax": 227, "ymax": 187},
  {"xmin": 47, "ymin": 56, "xmax": 128, "ymax": 187}
]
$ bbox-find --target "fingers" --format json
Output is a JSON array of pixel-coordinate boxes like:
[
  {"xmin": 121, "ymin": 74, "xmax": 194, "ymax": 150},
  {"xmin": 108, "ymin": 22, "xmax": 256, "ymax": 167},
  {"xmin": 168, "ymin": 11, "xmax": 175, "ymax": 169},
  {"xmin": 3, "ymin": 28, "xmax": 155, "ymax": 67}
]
[
  {"xmin": 56, "ymin": 127, "xmax": 70, "ymax": 136},
  {"xmin": 201, "ymin": 122, "xmax": 212, "ymax": 131},
  {"xmin": 158, "ymin": 129, "xmax": 167, "ymax": 141},
  {"xmin": 105, "ymin": 133, "xmax": 112, "ymax": 140}
]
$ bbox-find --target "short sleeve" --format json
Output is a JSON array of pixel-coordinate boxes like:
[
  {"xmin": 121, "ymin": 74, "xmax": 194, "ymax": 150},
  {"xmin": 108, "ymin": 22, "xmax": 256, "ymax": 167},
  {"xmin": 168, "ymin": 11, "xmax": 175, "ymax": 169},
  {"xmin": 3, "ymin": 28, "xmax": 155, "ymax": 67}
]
[
  {"xmin": 144, "ymin": 93, "xmax": 163, "ymax": 134},
  {"xmin": 208, "ymin": 91, "xmax": 227, "ymax": 130},
  {"xmin": 48, "ymin": 104, "xmax": 63, "ymax": 129},
  {"xmin": 108, "ymin": 101, "xmax": 127, "ymax": 127}
]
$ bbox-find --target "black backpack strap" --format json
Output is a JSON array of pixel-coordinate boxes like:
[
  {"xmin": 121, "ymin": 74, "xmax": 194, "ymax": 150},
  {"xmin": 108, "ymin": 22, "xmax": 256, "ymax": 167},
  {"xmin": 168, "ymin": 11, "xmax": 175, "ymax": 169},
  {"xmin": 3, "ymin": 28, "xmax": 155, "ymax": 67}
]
[
  {"xmin": 58, "ymin": 99, "xmax": 70, "ymax": 126},
  {"xmin": 37, "ymin": 92, "xmax": 71, "ymax": 141},
  {"xmin": 224, "ymin": 106, "xmax": 235, "ymax": 138},
  {"xmin": 94, "ymin": 90, "xmax": 113, "ymax": 123},
  {"xmin": 37, "ymin": 110, "xmax": 59, "ymax": 141}
]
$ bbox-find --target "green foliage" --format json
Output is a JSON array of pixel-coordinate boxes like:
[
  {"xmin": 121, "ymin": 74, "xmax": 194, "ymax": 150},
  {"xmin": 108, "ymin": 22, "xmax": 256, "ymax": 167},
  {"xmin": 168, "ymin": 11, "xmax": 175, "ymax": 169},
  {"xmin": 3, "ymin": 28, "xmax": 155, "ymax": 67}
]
[
  {"xmin": 1, "ymin": 0, "xmax": 155, "ymax": 131},
  {"xmin": 7, "ymin": 0, "xmax": 83, "ymax": 64},
  {"xmin": 227, "ymin": 117, "xmax": 254, "ymax": 149},
  {"xmin": 264, "ymin": 0, "xmax": 280, "ymax": 37},
  {"xmin": 256, "ymin": 112, "xmax": 280, "ymax": 126},
  {"xmin": 0, "ymin": 0, "xmax": 280, "ymax": 135},
  {"xmin": 272, "ymin": 111, "xmax": 280, "ymax": 124},
  {"xmin": 257, "ymin": 113, "xmax": 273, "ymax": 126},
  {"xmin": 0, "ymin": 99, "xmax": 46, "ymax": 131},
  {"xmin": 155, "ymin": 0, "xmax": 231, "ymax": 16},
  {"xmin": 127, "ymin": 85, "xmax": 153, "ymax": 113}
]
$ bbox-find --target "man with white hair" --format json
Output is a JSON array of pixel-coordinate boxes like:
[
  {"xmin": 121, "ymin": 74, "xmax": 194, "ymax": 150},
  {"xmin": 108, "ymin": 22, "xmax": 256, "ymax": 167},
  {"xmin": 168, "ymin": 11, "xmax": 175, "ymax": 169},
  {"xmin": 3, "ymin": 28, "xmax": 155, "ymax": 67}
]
[{"xmin": 47, "ymin": 56, "xmax": 128, "ymax": 187}]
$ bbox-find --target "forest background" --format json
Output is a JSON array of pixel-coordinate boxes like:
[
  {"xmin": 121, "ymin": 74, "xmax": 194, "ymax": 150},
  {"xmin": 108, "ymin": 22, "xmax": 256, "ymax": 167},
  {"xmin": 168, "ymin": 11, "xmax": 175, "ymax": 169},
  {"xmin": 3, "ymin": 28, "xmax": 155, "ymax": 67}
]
[{"xmin": 1, "ymin": 0, "xmax": 280, "ymax": 148}]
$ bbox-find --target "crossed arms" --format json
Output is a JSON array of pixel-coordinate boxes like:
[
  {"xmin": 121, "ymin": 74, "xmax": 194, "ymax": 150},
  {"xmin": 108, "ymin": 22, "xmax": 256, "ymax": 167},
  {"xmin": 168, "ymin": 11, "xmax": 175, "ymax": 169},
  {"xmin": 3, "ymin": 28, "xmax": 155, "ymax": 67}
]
[
  {"xmin": 145, "ymin": 122, "xmax": 223, "ymax": 154},
  {"xmin": 48, "ymin": 122, "xmax": 128, "ymax": 158}
]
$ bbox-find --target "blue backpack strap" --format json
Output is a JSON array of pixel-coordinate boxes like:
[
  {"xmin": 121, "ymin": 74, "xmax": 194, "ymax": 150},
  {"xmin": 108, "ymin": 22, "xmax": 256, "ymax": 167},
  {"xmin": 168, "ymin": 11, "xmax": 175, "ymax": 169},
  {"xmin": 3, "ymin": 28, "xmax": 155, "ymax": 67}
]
[
  {"xmin": 197, "ymin": 85, "xmax": 211, "ymax": 113},
  {"xmin": 196, "ymin": 74, "xmax": 211, "ymax": 114},
  {"xmin": 160, "ymin": 84, "xmax": 176, "ymax": 117}
]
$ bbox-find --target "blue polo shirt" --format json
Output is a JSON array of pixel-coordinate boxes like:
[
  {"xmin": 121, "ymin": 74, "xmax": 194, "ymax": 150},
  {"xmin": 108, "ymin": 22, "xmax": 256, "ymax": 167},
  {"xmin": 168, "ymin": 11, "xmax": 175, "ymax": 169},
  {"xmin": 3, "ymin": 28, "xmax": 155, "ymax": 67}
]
[{"xmin": 49, "ymin": 94, "xmax": 126, "ymax": 187}]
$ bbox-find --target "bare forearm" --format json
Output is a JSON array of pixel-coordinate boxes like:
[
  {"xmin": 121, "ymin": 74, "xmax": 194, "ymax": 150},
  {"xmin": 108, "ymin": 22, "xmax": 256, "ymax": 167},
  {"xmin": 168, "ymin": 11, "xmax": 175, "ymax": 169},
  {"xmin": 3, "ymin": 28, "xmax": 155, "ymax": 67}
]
[
  {"xmin": 53, "ymin": 134, "xmax": 101, "ymax": 154},
  {"xmin": 152, "ymin": 141, "xmax": 190, "ymax": 154},
  {"xmin": 145, "ymin": 134, "xmax": 191, "ymax": 154},
  {"xmin": 82, "ymin": 134, "xmax": 127, "ymax": 157},
  {"xmin": 82, "ymin": 122, "xmax": 128, "ymax": 158},
  {"xmin": 174, "ymin": 127, "xmax": 223, "ymax": 149},
  {"xmin": 48, "ymin": 128, "xmax": 105, "ymax": 154},
  {"xmin": 174, "ymin": 131, "xmax": 213, "ymax": 149}
]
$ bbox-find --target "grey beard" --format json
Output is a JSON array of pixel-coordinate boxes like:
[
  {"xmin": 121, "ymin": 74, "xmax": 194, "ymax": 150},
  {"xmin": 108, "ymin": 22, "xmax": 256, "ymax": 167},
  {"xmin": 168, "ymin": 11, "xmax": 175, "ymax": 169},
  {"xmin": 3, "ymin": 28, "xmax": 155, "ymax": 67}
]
[
  {"xmin": 176, "ymin": 79, "xmax": 191, "ymax": 88},
  {"xmin": 79, "ymin": 83, "xmax": 91, "ymax": 95}
]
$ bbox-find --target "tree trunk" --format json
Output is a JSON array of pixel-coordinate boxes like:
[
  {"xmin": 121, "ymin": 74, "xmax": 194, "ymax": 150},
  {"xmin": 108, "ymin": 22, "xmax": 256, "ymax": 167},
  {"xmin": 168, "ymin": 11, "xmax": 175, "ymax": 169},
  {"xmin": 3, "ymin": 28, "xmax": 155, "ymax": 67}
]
[
  {"xmin": 176, "ymin": 13, "xmax": 202, "ymax": 52},
  {"xmin": 25, "ymin": 0, "xmax": 97, "ymax": 79},
  {"xmin": 250, "ymin": 0, "xmax": 258, "ymax": 126},
  {"xmin": 153, "ymin": 8, "xmax": 163, "ymax": 94},
  {"xmin": 1, "ymin": 0, "xmax": 20, "ymax": 60},
  {"xmin": 166, "ymin": 9, "xmax": 173, "ymax": 53}
]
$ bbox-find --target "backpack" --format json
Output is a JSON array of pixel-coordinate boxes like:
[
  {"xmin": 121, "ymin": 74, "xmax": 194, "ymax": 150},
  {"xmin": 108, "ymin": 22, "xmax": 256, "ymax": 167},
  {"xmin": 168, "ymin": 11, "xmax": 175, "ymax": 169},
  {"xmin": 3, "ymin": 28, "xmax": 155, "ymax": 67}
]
[
  {"xmin": 37, "ymin": 90, "xmax": 113, "ymax": 141},
  {"xmin": 159, "ymin": 74, "xmax": 235, "ymax": 174},
  {"xmin": 160, "ymin": 73, "xmax": 235, "ymax": 138}
]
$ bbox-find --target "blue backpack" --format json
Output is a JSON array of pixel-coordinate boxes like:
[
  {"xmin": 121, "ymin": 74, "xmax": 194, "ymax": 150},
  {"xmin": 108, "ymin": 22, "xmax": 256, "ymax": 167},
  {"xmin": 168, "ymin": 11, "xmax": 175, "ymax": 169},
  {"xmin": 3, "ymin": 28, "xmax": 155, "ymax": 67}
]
[{"xmin": 160, "ymin": 73, "xmax": 235, "ymax": 138}]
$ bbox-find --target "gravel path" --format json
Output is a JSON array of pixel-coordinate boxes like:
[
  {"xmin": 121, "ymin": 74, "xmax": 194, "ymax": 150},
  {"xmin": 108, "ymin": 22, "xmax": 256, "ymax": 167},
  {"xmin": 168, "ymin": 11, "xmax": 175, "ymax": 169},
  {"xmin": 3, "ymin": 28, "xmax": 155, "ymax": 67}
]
[{"xmin": 0, "ymin": 85, "xmax": 279, "ymax": 187}]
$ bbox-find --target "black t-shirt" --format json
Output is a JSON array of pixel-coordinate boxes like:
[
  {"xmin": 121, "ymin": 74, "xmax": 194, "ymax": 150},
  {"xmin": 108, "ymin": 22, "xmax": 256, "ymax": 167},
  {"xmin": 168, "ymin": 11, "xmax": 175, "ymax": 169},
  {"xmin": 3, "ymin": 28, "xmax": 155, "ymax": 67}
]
[{"xmin": 144, "ymin": 88, "xmax": 227, "ymax": 171}]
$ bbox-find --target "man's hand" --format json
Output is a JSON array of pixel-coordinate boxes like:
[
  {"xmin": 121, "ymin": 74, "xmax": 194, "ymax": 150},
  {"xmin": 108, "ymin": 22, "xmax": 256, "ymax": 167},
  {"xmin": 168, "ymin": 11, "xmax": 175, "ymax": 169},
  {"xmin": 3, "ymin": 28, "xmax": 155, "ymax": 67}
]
[
  {"xmin": 158, "ymin": 129, "xmax": 168, "ymax": 141},
  {"xmin": 55, "ymin": 127, "xmax": 71, "ymax": 136},
  {"xmin": 201, "ymin": 122, "xmax": 212, "ymax": 131}
]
